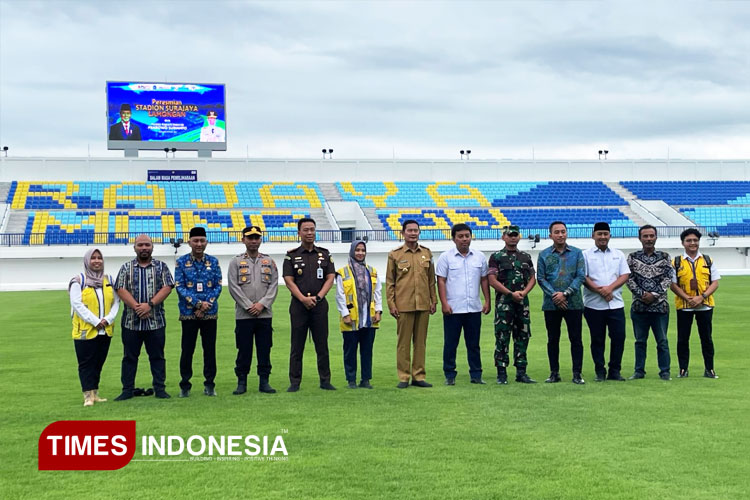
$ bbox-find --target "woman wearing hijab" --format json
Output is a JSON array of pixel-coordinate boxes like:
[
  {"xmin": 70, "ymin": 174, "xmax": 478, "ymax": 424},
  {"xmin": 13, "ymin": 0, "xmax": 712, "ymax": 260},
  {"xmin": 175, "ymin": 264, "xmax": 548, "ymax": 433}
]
[
  {"xmin": 334, "ymin": 239, "xmax": 382, "ymax": 389},
  {"xmin": 68, "ymin": 248, "xmax": 120, "ymax": 406}
]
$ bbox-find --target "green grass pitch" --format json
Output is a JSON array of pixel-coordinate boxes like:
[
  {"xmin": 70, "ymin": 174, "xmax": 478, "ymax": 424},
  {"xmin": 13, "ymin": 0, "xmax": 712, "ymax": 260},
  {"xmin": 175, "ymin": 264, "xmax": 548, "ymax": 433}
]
[{"xmin": 2, "ymin": 277, "xmax": 748, "ymax": 499}]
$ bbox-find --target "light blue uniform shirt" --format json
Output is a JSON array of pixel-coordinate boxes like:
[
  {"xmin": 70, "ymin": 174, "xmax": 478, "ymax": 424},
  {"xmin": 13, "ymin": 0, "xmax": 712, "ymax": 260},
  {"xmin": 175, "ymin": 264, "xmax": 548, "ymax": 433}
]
[{"xmin": 435, "ymin": 248, "xmax": 489, "ymax": 314}]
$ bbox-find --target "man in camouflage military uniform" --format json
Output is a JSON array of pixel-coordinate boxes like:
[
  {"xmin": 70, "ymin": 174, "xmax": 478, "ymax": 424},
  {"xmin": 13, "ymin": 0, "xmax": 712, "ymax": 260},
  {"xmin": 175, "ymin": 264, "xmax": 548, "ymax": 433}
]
[{"xmin": 487, "ymin": 225, "xmax": 537, "ymax": 384}]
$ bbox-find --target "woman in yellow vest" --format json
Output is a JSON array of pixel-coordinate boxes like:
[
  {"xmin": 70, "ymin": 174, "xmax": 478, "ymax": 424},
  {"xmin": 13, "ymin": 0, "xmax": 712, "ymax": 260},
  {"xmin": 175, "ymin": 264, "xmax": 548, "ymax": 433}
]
[
  {"xmin": 334, "ymin": 240, "xmax": 382, "ymax": 389},
  {"xmin": 669, "ymin": 228, "xmax": 720, "ymax": 379},
  {"xmin": 68, "ymin": 248, "xmax": 120, "ymax": 406}
]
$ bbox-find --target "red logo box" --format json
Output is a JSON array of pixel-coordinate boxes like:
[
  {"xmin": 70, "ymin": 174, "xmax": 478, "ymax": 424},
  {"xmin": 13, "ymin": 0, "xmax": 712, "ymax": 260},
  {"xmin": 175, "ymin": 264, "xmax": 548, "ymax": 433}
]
[{"xmin": 38, "ymin": 420, "xmax": 136, "ymax": 470}]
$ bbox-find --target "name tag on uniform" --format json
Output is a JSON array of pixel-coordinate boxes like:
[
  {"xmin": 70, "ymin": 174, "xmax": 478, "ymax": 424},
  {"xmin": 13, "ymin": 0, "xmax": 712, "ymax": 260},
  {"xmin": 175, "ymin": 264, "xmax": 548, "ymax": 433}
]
[
  {"xmin": 197, "ymin": 282, "xmax": 204, "ymax": 292},
  {"xmin": 317, "ymin": 268, "xmax": 324, "ymax": 279}
]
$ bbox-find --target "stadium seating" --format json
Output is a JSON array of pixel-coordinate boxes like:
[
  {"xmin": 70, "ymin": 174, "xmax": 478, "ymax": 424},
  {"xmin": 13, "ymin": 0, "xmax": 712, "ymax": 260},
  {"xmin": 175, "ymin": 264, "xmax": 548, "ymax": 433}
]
[
  {"xmin": 21, "ymin": 210, "xmax": 309, "ymax": 244},
  {"xmin": 620, "ymin": 181, "xmax": 750, "ymax": 235},
  {"xmin": 6, "ymin": 181, "xmax": 324, "ymax": 210},
  {"xmin": 621, "ymin": 181, "xmax": 750, "ymax": 205},
  {"xmin": 679, "ymin": 207, "xmax": 750, "ymax": 236},
  {"xmin": 338, "ymin": 181, "xmax": 627, "ymax": 207},
  {"xmin": 377, "ymin": 208, "xmax": 638, "ymax": 238}
]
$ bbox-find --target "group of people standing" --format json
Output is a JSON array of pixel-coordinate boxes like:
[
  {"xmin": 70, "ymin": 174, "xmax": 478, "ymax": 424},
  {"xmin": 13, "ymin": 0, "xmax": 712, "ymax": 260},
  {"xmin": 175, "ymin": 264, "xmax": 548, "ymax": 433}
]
[{"xmin": 68, "ymin": 218, "xmax": 721, "ymax": 406}]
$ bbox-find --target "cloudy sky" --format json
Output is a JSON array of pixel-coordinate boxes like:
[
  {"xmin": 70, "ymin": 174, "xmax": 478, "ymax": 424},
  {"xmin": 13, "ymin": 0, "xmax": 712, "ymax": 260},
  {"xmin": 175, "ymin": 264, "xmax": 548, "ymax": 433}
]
[{"xmin": 1, "ymin": 0, "xmax": 748, "ymax": 160}]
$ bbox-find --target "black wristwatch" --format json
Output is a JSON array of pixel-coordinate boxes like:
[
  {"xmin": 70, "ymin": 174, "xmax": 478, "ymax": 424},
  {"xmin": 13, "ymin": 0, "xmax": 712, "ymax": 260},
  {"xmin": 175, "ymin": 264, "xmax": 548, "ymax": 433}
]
[
  {"xmin": 316, "ymin": 295, "xmax": 323, "ymax": 302},
  {"xmin": 147, "ymin": 300, "xmax": 154, "ymax": 307}
]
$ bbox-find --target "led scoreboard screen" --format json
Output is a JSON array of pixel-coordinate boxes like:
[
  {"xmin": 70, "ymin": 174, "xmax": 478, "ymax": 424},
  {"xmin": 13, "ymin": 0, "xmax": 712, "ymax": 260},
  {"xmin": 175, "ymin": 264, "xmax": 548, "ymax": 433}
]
[{"xmin": 106, "ymin": 81, "xmax": 226, "ymax": 151}]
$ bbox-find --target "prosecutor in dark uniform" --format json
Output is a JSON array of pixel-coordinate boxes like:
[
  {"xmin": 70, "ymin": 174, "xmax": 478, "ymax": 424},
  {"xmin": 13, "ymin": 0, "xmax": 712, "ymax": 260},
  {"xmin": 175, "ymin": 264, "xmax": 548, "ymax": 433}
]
[{"xmin": 283, "ymin": 217, "xmax": 336, "ymax": 392}]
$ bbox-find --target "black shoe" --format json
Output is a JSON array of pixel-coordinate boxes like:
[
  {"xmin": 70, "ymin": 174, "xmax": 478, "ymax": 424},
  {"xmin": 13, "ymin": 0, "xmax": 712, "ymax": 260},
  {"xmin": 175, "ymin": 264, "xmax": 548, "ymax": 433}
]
[
  {"xmin": 704, "ymin": 369, "xmax": 719, "ymax": 379},
  {"xmin": 396, "ymin": 381, "xmax": 409, "ymax": 389},
  {"xmin": 359, "ymin": 380, "xmax": 373, "ymax": 389},
  {"xmin": 497, "ymin": 367, "xmax": 508, "ymax": 385},
  {"xmin": 114, "ymin": 391, "xmax": 133, "ymax": 401},
  {"xmin": 545, "ymin": 372, "xmax": 561, "ymax": 383},
  {"xmin": 233, "ymin": 383, "xmax": 247, "ymax": 395},
  {"xmin": 572, "ymin": 373, "xmax": 585, "ymax": 385},
  {"xmin": 629, "ymin": 372, "xmax": 645, "ymax": 380},
  {"xmin": 594, "ymin": 373, "xmax": 606, "ymax": 382},
  {"xmin": 203, "ymin": 386, "xmax": 217, "ymax": 397},
  {"xmin": 347, "ymin": 381, "xmax": 358, "ymax": 389},
  {"xmin": 411, "ymin": 380, "xmax": 433, "ymax": 388},
  {"xmin": 133, "ymin": 387, "xmax": 146, "ymax": 397},
  {"xmin": 659, "ymin": 373, "xmax": 672, "ymax": 381},
  {"xmin": 259, "ymin": 379, "xmax": 276, "ymax": 394},
  {"xmin": 178, "ymin": 389, "xmax": 190, "ymax": 398},
  {"xmin": 607, "ymin": 372, "xmax": 626, "ymax": 381},
  {"xmin": 320, "ymin": 382, "xmax": 337, "ymax": 390},
  {"xmin": 287, "ymin": 384, "xmax": 300, "ymax": 393},
  {"xmin": 516, "ymin": 372, "xmax": 537, "ymax": 384},
  {"xmin": 470, "ymin": 378, "xmax": 486, "ymax": 385},
  {"xmin": 678, "ymin": 369, "xmax": 689, "ymax": 378},
  {"xmin": 155, "ymin": 390, "xmax": 171, "ymax": 399},
  {"xmin": 445, "ymin": 378, "xmax": 455, "ymax": 386}
]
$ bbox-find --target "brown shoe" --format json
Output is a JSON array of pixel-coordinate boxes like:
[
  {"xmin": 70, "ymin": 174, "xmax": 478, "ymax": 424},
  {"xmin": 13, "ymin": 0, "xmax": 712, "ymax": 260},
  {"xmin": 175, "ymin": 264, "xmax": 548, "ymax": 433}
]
[
  {"xmin": 92, "ymin": 389, "xmax": 107, "ymax": 402},
  {"xmin": 83, "ymin": 391, "xmax": 94, "ymax": 407}
]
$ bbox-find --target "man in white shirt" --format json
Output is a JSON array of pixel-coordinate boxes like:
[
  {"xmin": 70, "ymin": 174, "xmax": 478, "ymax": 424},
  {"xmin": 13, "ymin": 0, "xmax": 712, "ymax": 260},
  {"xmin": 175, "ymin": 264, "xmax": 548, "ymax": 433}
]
[
  {"xmin": 583, "ymin": 222, "xmax": 630, "ymax": 381},
  {"xmin": 436, "ymin": 223, "xmax": 491, "ymax": 385},
  {"xmin": 199, "ymin": 110, "xmax": 226, "ymax": 142}
]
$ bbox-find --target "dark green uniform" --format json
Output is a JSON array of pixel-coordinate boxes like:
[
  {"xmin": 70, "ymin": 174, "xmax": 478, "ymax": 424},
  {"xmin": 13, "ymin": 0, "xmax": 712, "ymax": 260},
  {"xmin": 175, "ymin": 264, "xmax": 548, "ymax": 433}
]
[{"xmin": 488, "ymin": 249, "xmax": 534, "ymax": 368}]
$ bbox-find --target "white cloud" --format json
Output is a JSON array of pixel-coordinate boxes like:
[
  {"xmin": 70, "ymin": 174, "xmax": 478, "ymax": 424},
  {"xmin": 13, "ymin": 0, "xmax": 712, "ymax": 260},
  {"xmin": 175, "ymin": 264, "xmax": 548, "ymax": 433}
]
[{"xmin": 1, "ymin": 0, "xmax": 748, "ymax": 159}]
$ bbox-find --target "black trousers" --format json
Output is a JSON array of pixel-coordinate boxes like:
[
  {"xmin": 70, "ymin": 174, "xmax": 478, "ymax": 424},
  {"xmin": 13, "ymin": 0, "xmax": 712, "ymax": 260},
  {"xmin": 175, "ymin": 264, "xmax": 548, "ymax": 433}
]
[
  {"xmin": 235, "ymin": 318, "xmax": 273, "ymax": 378},
  {"xmin": 442, "ymin": 312, "xmax": 483, "ymax": 379},
  {"xmin": 289, "ymin": 298, "xmax": 331, "ymax": 385},
  {"xmin": 179, "ymin": 319, "xmax": 217, "ymax": 390},
  {"xmin": 676, "ymin": 309, "xmax": 714, "ymax": 371},
  {"xmin": 121, "ymin": 326, "xmax": 166, "ymax": 392},
  {"xmin": 584, "ymin": 307, "xmax": 626, "ymax": 376},
  {"xmin": 544, "ymin": 309, "xmax": 584, "ymax": 373},
  {"xmin": 74, "ymin": 335, "xmax": 111, "ymax": 391},
  {"xmin": 342, "ymin": 327, "xmax": 376, "ymax": 382}
]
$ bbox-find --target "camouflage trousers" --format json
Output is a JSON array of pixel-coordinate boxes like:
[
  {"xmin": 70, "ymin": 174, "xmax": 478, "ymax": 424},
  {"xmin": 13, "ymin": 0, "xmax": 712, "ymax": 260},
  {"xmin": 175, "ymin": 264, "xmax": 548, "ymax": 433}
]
[{"xmin": 494, "ymin": 301, "xmax": 531, "ymax": 368}]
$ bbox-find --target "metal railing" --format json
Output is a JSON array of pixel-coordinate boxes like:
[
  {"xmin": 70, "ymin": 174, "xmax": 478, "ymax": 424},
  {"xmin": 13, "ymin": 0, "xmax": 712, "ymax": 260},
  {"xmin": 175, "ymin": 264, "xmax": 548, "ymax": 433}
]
[{"xmin": 0, "ymin": 225, "xmax": 740, "ymax": 246}]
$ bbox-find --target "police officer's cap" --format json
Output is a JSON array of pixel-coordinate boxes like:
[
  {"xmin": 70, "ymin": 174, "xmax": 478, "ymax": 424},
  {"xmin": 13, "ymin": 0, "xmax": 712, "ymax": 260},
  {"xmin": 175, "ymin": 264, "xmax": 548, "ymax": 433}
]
[{"xmin": 242, "ymin": 226, "xmax": 263, "ymax": 238}]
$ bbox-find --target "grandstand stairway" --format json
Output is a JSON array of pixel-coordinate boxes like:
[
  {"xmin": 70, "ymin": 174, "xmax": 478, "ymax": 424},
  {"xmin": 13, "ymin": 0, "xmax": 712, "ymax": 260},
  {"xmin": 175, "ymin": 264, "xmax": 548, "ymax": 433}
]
[
  {"xmin": 319, "ymin": 183, "xmax": 342, "ymax": 202},
  {"xmin": 4, "ymin": 210, "xmax": 28, "ymax": 233},
  {"xmin": 604, "ymin": 182, "xmax": 648, "ymax": 227},
  {"xmin": 604, "ymin": 181, "xmax": 637, "ymax": 200},
  {"xmin": 0, "ymin": 182, "xmax": 11, "ymax": 202},
  {"xmin": 615, "ymin": 205, "xmax": 648, "ymax": 227},
  {"xmin": 362, "ymin": 208, "xmax": 385, "ymax": 230},
  {"xmin": 308, "ymin": 208, "xmax": 334, "ymax": 229}
]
